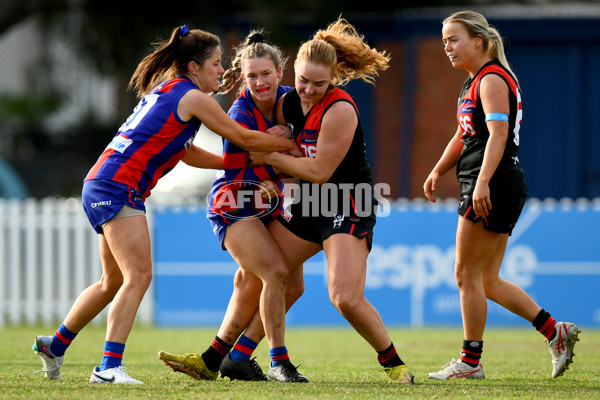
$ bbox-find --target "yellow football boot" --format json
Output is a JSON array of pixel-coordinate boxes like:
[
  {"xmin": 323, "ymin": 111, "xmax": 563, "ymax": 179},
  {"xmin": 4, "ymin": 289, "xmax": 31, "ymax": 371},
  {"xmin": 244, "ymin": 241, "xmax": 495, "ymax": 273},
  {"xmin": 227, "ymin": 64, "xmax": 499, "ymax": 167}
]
[
  {"xmin": 158, "ymin": 351, "xmax": 218, "ymax": 380},
  {"xmin": 381, "ymin": 364, "xmax": 414, "ymax": 384}
]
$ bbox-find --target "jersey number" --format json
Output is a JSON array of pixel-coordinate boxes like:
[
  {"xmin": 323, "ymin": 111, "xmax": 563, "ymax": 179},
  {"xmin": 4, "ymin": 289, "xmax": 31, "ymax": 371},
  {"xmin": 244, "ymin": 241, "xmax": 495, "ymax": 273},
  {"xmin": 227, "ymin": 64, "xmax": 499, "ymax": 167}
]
[
  {"xmin": 118, "ymin": 93, "xmax": 159, "ymax": 133},
  {"xmin": 300, "ymin": 143, "xmax": 317, "ymax": 158},
  {"xmin": 459, "ymin": 115, "xmax": 475, "ymax": 136},
  {"xmin": 513, "ymin": 90, "xmax": 523, "ymax": 146}
]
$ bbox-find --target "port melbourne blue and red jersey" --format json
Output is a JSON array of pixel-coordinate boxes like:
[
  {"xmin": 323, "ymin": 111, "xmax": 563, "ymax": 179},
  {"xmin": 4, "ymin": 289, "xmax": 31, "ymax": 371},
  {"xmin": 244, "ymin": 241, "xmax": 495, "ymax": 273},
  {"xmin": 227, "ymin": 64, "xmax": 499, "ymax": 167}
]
[
  {"xmin": 207, "ymin": 86, "xmax": 291, "ymax": 219},
  {"xmin": 85, "ymin": 76, "xmax": 201, "ymax": 199}
]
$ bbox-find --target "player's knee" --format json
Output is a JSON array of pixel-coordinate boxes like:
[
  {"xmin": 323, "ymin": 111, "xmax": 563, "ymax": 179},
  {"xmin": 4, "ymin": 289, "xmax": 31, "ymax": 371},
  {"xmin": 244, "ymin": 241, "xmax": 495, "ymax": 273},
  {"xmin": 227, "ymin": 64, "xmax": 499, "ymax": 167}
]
[
  {"xmin": 265, "ymin": 264, "xmax": 289, "ymax": 288},
  {"xmin": 99, "ymin": 275, "xmax": 123, "ymax": 298},
  {"xmin": 136, "ymin": 269, "xmax": 153, "ymax": 289},
  {"xmin": 234, "ymin": 273, "xmax": 263, "ymax": 294},
  {"xmin": 286, "ymin": 279, "xmax": 305, "ymax": 304},
  {"xmin": 482, "ymin": 275, "xmax": 500, "ymax": 297},
  {"xmin": 329, "ymin": 289, "xmax": 359, "ymax": 316},
  {"xmin": 454, "ymin": 263, "xmax": 472, "ymax": 289},
  {"xmin": 123, "ymin": 268, "xmax": 152, "ymax": 292}
]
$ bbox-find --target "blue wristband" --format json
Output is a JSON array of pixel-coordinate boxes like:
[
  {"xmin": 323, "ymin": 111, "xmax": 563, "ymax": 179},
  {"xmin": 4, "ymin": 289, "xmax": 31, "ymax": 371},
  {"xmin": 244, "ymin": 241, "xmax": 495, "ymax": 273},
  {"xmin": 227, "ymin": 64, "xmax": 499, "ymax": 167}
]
[{"xmin": 485, "ymin": 112, "xmax": 509, "ymax": 122}]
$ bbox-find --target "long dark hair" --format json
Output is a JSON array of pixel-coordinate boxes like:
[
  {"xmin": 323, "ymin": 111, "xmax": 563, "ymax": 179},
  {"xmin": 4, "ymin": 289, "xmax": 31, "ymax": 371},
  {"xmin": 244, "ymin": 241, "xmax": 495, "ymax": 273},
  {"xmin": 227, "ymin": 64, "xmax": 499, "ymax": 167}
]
[{"xmin": 128, "ymin": 25, "xmax": 221, "ymax": 98}]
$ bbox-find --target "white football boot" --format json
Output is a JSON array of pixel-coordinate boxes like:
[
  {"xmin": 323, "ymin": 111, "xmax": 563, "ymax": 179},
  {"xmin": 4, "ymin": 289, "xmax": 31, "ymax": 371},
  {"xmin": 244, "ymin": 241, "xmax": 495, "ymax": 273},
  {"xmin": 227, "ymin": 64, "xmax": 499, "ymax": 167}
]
[
  {"xmin": 546, "ymin": 321, "xmax": 581, "ymax": 378},
  {"xmin": 89, "ymin": 366, "xmax": 143, "ymax": 384},
  {"xmin": 32, "ymin": 335, "xmax": 64, "ymax": 380},
  {"xmin": 428, "ymin": 358, "xmax": 485, "ymax": 380}
]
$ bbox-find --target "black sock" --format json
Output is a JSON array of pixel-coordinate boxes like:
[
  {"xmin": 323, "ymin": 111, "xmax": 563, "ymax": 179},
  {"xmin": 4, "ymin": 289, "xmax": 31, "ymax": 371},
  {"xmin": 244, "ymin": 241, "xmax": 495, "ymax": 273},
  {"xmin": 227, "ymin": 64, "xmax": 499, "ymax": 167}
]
[
  {"xmin": 377, "ymin": 342, "xmax": 404, "ymax": 368},
  {"xmin": 532, "ymin": 309, "xmax": 557, "ymax": 341},
  {"xmin": 460, "ymin": 340, "xmax": 483, "ymax": 368},
  {"xmin": 201, "ymin": 336, "xmax": 233, "ymax": 372}
]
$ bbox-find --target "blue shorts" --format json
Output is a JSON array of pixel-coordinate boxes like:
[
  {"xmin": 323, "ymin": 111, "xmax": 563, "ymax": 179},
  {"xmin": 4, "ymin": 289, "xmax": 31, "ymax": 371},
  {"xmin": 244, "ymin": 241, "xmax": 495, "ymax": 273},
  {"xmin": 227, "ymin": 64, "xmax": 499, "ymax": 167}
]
[
  {"xmin": 208, "ymin": 212, "xmax": 276, "ymax": 251},
  {"xmin": 207, "ymin": 180, "xmax": 282, "ymax": 250},
  {"xmin": 82, "ymin": 179, "xmax": 146, "ymax": 234}
]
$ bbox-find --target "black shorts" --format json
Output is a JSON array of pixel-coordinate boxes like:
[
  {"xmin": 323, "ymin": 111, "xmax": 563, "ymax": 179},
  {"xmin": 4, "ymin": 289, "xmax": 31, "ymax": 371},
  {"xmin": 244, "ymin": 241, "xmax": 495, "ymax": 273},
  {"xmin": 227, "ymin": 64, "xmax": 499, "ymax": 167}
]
[
  {"xmin": 457, "ymin": 190, "xmax": 526, "ymax": 235},
  {"xmin": 276, "ymin": 206, "xmax": 376, "ymax": 251}
]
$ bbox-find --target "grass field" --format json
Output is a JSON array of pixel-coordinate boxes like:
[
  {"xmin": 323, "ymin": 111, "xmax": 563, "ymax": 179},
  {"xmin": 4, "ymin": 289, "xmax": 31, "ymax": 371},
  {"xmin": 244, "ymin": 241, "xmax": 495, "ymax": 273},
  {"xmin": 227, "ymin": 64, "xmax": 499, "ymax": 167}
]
[{"xmin": 1, "ymin": 325, "xmax": 599, "ymax": 399}]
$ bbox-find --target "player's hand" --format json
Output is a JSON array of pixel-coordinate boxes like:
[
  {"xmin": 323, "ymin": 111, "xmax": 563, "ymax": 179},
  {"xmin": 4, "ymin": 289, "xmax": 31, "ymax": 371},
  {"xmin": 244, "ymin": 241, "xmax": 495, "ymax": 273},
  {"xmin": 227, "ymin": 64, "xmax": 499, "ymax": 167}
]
[
  {"xmin": 249, "ymin": 151, "xmax": 269, "ymax": 166},
  {"xmin": 286, "ymin": 142, "xmax": 303, "ymax": 157},
  {"xmin": 266, "ymin": 125, "xmax": 292, "ymax": 139},
  {"xmin": 423, "ymin": 171, "xmax": 440, "ymax": 203},
  {"xmin": 259, "ymin": 179, "xmax": 278, "ymax": 200},
  {"xmin": 472, "ymin": 183, "xmax": 492, "ymax": 217}
]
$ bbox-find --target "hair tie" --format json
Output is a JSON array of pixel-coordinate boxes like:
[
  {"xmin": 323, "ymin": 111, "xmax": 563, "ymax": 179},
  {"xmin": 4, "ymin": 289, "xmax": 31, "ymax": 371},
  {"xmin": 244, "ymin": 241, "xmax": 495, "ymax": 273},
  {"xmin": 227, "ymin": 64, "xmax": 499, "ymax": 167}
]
[
  {"xmin": 180, "ymin": 25, "xmax": 189, "ymax": 37},
  {"xmin": 248, "ymin": 32, "xmax": 264, "ymax": 44}
]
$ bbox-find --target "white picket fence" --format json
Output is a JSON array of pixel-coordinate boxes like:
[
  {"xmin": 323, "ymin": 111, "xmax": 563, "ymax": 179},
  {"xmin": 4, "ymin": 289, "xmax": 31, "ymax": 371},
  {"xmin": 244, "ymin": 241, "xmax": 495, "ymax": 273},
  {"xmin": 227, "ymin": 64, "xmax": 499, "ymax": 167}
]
[{"xmin": 0, "ymin": 197, "xmax": 153, "ymax": 327}]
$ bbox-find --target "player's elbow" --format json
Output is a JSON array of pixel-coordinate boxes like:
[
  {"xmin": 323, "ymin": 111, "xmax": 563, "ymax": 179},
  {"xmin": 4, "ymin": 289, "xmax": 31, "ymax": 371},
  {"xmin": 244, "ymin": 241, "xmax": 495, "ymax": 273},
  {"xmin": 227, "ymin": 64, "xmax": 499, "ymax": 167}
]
[{"xmin": 310, "ymin": 170, "xmax": 332, "ymax": 185}]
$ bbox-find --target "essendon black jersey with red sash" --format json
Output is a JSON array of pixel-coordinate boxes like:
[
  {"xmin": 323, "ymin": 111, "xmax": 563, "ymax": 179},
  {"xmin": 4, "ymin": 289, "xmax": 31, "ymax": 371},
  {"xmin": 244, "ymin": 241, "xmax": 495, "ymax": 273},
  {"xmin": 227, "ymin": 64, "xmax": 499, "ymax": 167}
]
[
  {"xmin": 282, "ymin": 88, "xmax": 375, "ymax": 216},
  {"xmin": 456, "ymin": 60, "xmax": 526, "ymax": 195}
]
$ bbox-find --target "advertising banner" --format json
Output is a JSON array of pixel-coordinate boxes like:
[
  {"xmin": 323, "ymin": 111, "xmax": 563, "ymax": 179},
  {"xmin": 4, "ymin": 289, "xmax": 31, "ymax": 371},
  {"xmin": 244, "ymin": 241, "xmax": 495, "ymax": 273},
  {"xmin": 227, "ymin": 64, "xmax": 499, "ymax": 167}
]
[{"xmin": 153, "ymin": 199, "xmax": 600, "ymax": 327}]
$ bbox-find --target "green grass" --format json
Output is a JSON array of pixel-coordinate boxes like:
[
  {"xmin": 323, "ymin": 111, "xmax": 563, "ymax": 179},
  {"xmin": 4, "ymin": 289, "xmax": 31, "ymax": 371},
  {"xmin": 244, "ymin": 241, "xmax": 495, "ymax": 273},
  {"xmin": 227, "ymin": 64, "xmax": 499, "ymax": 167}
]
[{"xmin": 1, "ymin": 325, "xmax": 599, "ymax": 399}]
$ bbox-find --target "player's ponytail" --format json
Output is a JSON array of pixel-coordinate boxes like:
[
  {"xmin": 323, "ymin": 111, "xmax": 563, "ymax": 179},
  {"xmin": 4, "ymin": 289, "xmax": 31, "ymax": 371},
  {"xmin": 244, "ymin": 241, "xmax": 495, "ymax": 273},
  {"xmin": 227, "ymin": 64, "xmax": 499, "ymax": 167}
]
[
  {"xmin": 129, "ymin": 25, "xmax": 221, "ymax": 98},
  {"xmin": 486, "ymin": 26, "xmax": 517, "ymax": 83}
]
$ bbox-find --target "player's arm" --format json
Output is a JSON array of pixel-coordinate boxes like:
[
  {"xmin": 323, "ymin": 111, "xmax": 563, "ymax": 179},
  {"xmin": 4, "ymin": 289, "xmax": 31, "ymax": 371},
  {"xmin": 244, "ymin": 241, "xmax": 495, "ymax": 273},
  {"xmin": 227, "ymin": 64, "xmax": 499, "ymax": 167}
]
[
  {"xmin": 177, "ymin": 89, "xmax": 294, "ymax": 153},
  {"xmin": 181, "ymin": 144, "xmax": 224, "ymax": 169},
  {"xmin": 266, "ymin": 93, "xmax": 303, "ymax": 157},
  {"xmin": 423, "ymin": 125, "xmax": 463, "ymax": 203},
  {"xmin": 473, "ymin": 73, "xmax": 510, "ymax": 216},
  {"xmin": 275, "ymin": 92, "xmax": 287, "ymax": 126},
  {"xmin": 222, "ymin": 114, "xmax": 282, "ymax": 180},
  {"xmin": 251, "ymin": 101, "xmax": 356, "ymax": 185}
]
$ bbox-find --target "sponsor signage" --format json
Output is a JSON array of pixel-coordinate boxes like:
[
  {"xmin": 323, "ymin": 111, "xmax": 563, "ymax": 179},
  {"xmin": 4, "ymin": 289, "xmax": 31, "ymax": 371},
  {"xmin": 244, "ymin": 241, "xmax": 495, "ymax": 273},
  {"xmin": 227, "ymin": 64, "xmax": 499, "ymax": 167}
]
[{"xmin": 153, "ymin": 199, "xmax": 600, "ymax": 327}]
